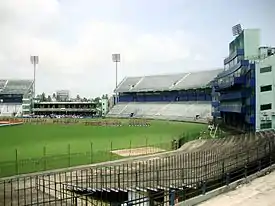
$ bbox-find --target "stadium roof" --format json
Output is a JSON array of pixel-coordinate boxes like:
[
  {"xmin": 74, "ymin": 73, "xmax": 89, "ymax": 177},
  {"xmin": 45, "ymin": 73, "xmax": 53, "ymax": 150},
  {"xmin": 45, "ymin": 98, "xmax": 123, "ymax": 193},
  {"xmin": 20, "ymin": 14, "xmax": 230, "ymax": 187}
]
[
  {"xmin": 115, "ymin": 68, "xmax": 223, "ymax": 93},
  {"xmin": 0, "ymin": 79, "xmax": 33, "ymax": 95}
]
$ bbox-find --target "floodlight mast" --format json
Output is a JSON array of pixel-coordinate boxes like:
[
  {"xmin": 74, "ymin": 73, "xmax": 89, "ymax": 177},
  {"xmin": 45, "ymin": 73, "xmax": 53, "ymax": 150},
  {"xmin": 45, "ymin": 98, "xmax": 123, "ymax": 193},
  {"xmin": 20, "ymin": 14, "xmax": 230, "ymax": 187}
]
[
  {"xmin": 232, "ymin": 24, "xmax": 243, "ymax": 36},
  {"xmin": 30, "ymin": 56, "xmax": 39, "ymax": 98},
  {"xmin": 112, "ymin": 54, "xmax": 120, "ymax": 103}
]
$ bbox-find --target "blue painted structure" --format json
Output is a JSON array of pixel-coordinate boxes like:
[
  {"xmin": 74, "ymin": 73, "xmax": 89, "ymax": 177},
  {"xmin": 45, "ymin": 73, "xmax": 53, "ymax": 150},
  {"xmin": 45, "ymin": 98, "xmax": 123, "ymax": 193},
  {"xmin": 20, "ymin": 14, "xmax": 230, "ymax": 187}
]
[
  {"xmin": 0, "ymin": 94, "xmax": 23, "ymax": 103},
  {"xmin": 212, "ymin": 48, "xmax": 256, "ymax": 131},
  {"xmin": 118, "ymin": 89, "xmax": 212, "ymax": 103}
]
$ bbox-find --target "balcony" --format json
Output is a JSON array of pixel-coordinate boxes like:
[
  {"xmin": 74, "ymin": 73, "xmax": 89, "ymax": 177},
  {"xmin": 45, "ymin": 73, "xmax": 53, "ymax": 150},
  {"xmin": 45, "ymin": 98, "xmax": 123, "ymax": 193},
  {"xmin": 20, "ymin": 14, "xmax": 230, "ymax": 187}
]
[
  {"xmin": 224, "ymin": 49, "xmax": 244, "ymax": 65},
  {"xmin": 212, "ymin": 111, "xmax": 221, "ymax": 117},
  {"xmin": 234, "ymin": 76, "xmax": 246, "ymax": 85},
  {"xmin": 32, "ymin": 108, "xmax": 95, "ymax": 112},
  {"xmin": 218, "ymin": 60, "xmax": 249, "ymax": 79},
  {"xmin": 219, "ymin": 105, "xmax": 245, "ymax": 113},
  {"xmin": 215, "ymin": 75, "xmax": 247, "ymax": 92},
  {"xmin": 220, "ymin": 91, "xmax": 245, "ymax": 101}
]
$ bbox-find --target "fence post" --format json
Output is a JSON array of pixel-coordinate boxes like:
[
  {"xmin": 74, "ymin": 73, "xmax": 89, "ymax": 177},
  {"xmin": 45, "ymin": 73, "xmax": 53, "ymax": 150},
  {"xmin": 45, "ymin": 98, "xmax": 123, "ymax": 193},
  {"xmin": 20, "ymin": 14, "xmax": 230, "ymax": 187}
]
[
  {"xmin": 258, "ymin": 159, "xmax": 261, "ymax": 171},
  {"xmin": 110, "ymin": 141, "xmax": 113, "ymax": 161},
  {"xmin": 68, "ymin": 144, "xmax": 71, "ymax": 167},
  {"xmin": 145, "ymin": 137, "xmax": 148, "ymax": 155},
  {"xmin": 15, "ymin": 149, "xmax": 18, "ymax": 175},
  {"xmin": 244, "ymin": 165, "xmax": 247, "ymax": 179},
  {"xmin": 226, "ymin": 173, "xmax": 230, "ymax": 185},
  {"xmin": 201, "ymin": 180, "xmax": 206, "ymax": 195},
  {"xmin": 129, "ymin": 140, "xmax": 132, "ymax": 157},
  {"xmin": 169, "ymin": 189, "xmax": 175, "ymax": 206},
  {"xmin": 43, "ymin": 146, "xmax": 47, "ymax": 171},
  {"xmin": 90, "ymin": 142, "xmax": 93, "ymax": 163}
]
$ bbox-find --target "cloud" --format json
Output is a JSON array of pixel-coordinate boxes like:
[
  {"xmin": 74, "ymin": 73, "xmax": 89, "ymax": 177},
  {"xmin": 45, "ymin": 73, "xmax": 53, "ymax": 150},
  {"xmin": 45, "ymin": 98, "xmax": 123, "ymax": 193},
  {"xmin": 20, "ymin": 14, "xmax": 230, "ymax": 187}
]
[{"xmin": 0, "ymin": 0, "xmax": 206, "ymax": 97}]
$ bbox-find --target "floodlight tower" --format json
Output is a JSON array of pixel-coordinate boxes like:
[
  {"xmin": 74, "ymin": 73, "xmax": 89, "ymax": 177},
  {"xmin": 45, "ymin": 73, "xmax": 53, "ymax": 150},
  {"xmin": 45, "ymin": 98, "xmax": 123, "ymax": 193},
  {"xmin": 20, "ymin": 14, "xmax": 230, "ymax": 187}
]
[
  {"xmin": 112, "ymin": 54, "xmax": 120, "ymax": 103},
  {"xmin": 30, "ymin": 56, "xmax": 39, "ymax": 98},
  {"xmin": 232, "ymin": 24, "xmax": 243, "ymax": 36}
]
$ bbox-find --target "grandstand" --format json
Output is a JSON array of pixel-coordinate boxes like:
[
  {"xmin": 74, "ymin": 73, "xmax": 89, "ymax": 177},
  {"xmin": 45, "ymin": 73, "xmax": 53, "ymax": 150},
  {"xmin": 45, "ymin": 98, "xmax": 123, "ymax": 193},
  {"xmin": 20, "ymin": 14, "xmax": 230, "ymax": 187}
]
[
  {"xmin": 213, "ymin": 28, "xmax": 275, "ymax": 132},
  {"xmin": 0, "ymin": 79, "xmax": 33, "ymax": 117},
  {"xmin": 108, "ymin": 69, "xmax": 222, "ymax": 123}
]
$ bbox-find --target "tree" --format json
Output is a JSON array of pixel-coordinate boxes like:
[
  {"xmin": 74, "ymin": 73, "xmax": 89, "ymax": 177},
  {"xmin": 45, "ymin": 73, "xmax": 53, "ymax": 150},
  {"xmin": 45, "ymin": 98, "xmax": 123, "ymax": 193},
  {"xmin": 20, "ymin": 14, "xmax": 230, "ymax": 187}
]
[
  {"xmin": 36, "ymin": 94, "xmax": 41, "ymax": 100},
  {"xmin": 102, "ymin": 94, "xmax": 109, "ymax": 99},
  {"xmin": 47, "ymin": 95, "xmax": 52, "ymax": 102},
  {"xmin": 52, "ymin": 93, "xmax": 56, "ymax": 100},
  {"xmin": 41, "ymin": 92, "xmax": 46, "ymax": 102},
  {"xmin": 94, "ymin": 97, "xmax": 101, "ymax": 103},
  {"xmin": 76, "ymin": 94, "xmax": 81, "ymax": 101},
  {"xmin": 56, "ymin": 95, "xmax": 61, "ymax": 102}
]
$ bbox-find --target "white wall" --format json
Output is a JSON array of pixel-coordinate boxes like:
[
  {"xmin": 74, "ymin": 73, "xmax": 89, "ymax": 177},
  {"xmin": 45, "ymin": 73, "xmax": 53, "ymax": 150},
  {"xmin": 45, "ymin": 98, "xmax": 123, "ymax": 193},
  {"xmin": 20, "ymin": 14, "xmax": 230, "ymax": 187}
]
[
  {"xmin": 244, "ymin": 29, "xmax": 260, "ymax": 58},
  {"xmin": 255, "ymin": 55, "xmax": 275, "ymax": 131}
]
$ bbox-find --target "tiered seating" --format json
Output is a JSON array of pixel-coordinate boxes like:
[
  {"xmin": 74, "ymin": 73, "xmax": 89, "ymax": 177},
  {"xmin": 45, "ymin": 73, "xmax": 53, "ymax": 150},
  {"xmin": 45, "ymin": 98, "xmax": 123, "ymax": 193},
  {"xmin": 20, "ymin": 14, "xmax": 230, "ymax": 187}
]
[
  {"xmin": 63, "ymin": 131, "xmax": 275, "ymax": 193},
  {"xmin": 0, "ymin": 80, "xmax": 7, "ymax": 90},
  {"xmin": 107, "ymin": 104, "xmax": 129, "ymax": 117},
  {"xmin": 116, "ymin": 77, "xmax": 142, "ymax": 92},
  {"xmin": 107, "ymin": 102, "xmax": 211, "ymax": 122},
  {"xmin": 0, "ymin": 80, "xmax": 33, "ymax": 94},
  {"xmin": 0, "ymin": 104, "xmax": 22, "ymax": 117}
]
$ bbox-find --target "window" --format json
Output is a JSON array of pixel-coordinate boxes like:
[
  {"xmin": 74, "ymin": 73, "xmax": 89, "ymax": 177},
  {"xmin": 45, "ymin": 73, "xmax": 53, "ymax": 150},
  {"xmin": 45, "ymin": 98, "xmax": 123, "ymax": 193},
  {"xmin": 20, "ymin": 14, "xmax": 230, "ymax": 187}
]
[
  {"xmin": 260, "ymin": 85, "xmax": 272, "ymax": 92},
  {"xmin": 260, "ymin": 120, "xmax": 272, "ymax": 129},
  {"xmin": 260, "ymin": 66, "xmax": 272, "ymax": 73},
  {"xmin": 260, "ymin": 103, "xmax": 272, "ymax": 111}
]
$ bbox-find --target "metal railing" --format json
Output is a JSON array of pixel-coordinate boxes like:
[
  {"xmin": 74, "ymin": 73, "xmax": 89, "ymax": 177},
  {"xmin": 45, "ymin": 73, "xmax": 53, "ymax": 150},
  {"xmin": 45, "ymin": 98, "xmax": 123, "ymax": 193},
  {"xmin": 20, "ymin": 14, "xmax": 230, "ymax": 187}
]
[{"xmin": 0, "ymin": 130, "xmax": 275, "ymax": 206}]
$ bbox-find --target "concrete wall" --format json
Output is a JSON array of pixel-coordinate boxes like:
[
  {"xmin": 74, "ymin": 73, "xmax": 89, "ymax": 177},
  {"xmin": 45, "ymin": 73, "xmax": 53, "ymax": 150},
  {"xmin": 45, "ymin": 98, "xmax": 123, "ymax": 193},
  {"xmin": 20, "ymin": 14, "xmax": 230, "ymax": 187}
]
[
  {"xmin": 256, "ymin": 55, "xmax": 275, "ymax": 131},
  {"xmin": 243, "ymin": 29, "xmax": 260, "ymax": 58}
]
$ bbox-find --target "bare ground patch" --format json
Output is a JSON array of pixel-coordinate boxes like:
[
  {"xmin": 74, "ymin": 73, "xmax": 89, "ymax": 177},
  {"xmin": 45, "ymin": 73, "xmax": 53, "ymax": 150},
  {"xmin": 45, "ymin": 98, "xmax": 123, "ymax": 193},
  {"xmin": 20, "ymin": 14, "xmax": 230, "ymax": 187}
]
[{"xmin": 111, "ymin": 147, "xmax": 166, "ymax": 157}]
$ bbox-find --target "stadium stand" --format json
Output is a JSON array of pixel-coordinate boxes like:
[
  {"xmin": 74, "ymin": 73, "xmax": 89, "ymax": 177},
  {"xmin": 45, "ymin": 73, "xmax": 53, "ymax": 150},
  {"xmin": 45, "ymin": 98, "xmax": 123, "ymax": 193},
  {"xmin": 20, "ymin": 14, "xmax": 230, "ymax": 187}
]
[
  {"xmin": 108, "ymin": 102, "xmax": 211, "ymax": 122},
  {"xmin": 0, "ymin": 80, "xmax": 33, "ymax": 94},
  {"xmin": 0, "ymin": 79, "xmax": 33, "ymax": 117},
  {"xmin": 0, "ymin": 80, "xmax": 7, "ymax": 90},
  {"xmin": 108, "ymin": 69, "xmax": 222, "ymax": 122},
  {"xmin": 58, "ymin": 130, "xmax": 275, "ymax": 205}
]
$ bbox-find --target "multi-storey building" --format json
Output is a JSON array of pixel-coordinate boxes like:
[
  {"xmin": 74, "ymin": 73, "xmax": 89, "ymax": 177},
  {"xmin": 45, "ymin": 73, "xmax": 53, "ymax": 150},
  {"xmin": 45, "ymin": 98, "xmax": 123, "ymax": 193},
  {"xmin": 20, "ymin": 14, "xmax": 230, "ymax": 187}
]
[{"xmin": 213, "ymin": 27, "xmax": 275, "ymax": 132}]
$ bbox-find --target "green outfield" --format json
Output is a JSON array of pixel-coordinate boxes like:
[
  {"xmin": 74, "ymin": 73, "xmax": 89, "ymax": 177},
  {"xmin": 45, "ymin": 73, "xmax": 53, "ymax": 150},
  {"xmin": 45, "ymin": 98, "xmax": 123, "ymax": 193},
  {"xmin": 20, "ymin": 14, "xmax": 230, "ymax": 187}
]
[{"xmin": 0, "ymin": 119, "xmax": 207, "ymax": 177}]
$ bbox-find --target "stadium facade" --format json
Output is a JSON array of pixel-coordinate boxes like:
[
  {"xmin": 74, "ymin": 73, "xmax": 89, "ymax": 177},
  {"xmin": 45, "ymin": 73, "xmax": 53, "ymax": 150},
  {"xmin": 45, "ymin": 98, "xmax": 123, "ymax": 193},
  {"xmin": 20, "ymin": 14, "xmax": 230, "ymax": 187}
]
[
  {"xmin": 213, "ymin": 28, "xmax": 275, "ymax": 132},
  {"xmin": 109, "ymin": 27, "xmax": 275, "ymax": 133}
]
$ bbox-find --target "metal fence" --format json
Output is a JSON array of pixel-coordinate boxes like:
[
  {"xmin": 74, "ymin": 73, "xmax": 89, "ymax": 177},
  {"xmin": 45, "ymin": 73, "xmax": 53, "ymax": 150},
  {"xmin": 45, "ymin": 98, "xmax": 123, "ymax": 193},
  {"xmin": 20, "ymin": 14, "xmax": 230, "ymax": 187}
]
[
  {"xmin": 0, "ymin": 140, "xmax": 173, "ymax": 178},
  {"xmin": 1, "ymin": 130, "xmax": 275, "ymax": 206}
]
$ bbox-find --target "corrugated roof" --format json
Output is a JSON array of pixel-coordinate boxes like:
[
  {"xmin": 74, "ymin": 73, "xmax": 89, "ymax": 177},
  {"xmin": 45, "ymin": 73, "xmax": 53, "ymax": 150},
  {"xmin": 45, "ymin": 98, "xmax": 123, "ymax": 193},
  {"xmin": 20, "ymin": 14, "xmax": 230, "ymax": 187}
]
[
  {"xmin": 115, "ymin": 69, "xmax": 223, "ymax": 93},
  {"xmin": 0, "ymin": 79, "xmax": 33, "ymax": 95}
]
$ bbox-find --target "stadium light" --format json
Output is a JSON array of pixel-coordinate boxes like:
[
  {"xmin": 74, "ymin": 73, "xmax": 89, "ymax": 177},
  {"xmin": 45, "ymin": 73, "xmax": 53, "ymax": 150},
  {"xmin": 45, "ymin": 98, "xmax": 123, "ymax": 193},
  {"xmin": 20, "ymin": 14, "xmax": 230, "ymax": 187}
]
[
  {"xmin": 112, "ymin": 54, "xmax": 120, "ymax": 89},
  {"xmin": 232, "ymin": 24, "xmax": 243, "ymax": 36},
  {"xmin": 30, "ymin": 56, "xmax": 39, "ymax": 98}
]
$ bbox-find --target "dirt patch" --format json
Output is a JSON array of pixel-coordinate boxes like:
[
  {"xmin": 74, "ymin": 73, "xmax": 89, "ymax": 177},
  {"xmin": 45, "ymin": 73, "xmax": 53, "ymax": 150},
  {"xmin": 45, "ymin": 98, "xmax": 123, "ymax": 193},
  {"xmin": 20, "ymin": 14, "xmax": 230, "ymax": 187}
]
[{"xmin": 111, "ymin": 147, "xmax": 165, "ymax": 157}]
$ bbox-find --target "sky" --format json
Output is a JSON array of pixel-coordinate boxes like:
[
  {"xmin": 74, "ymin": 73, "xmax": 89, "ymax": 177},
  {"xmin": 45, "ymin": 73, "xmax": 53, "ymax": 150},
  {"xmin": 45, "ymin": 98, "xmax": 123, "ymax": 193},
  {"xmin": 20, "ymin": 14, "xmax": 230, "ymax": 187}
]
[{"xmin": 0, "ymin": 0, "xmax": 274, "ymax": 97}]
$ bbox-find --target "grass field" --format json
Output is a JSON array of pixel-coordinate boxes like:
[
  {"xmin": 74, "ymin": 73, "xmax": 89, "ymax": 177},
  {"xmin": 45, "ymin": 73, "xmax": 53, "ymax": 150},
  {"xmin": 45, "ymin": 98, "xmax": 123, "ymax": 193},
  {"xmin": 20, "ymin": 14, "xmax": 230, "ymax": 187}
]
[{"xmin": 0, "ymin": 119, "xmax": 207, "ymax": 177}]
